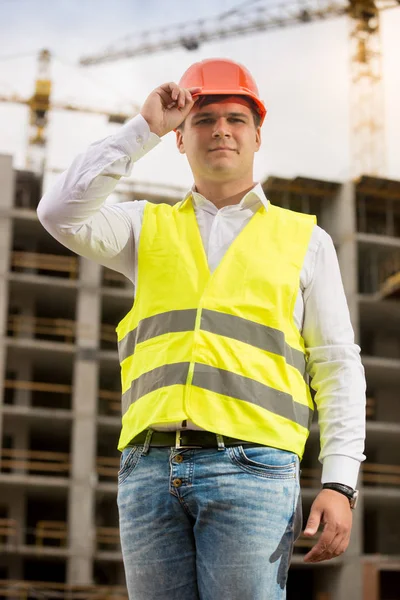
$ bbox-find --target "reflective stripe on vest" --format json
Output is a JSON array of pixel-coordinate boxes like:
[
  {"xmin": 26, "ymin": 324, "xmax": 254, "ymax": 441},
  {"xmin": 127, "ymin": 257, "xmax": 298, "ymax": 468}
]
[
  {"xmin": 116, "ymin": 199, "xmax": 316, "ymax": 457},
  {"xmin": 121, "ymin": 361, "xmax": 312, "ymax": 429},
  {"xmin": 118, "ymin": 309, "xmax": 306, "ymax": 376}
]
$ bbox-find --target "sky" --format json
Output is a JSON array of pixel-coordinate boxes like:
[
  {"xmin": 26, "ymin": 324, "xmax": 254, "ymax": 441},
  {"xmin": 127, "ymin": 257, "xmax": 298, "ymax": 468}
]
[{"xmin": 0, "ymin": 0, "xmax": 399, "ymax": 194}]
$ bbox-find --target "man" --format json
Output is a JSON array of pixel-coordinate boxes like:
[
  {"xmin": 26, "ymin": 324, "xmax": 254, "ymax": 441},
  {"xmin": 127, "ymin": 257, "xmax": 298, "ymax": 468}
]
[{"xmin": 37, "ymin": 58, "xmax": 366, "ymax": 599}]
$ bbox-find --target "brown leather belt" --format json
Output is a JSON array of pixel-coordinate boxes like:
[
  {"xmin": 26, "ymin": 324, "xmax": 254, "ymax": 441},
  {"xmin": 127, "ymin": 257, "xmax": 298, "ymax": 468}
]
[{"xmin": 129, "ymin": 429, "xmax": 264, "ymax": 449}]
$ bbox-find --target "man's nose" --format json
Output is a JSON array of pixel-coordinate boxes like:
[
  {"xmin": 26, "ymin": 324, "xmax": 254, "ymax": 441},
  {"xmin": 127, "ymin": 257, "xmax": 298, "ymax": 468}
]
[{"xmin": 212, "ymin": 119, "xmax": 231, "ymax": 138}]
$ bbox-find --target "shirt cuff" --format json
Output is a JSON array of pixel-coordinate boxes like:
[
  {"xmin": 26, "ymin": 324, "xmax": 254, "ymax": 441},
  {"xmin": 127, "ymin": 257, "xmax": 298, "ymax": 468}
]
[
  {"xmin": 321, "ymin": 455, "xmax": 361, "ymax": 489},
  {"xmin": 111, "ymin": 113, "xmax": 161, "ymax": 160}
]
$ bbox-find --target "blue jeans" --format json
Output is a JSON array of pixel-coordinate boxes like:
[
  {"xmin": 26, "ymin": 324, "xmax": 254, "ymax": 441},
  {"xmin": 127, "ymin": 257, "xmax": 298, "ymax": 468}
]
[{"xmin": 117, "ymin": 440, "xmax": 302, "ymax": 600}]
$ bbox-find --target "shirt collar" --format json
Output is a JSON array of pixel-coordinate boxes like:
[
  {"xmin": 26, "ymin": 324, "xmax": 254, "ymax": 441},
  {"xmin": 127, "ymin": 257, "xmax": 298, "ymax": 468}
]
[{"xmin": 178, "ymin": 182, "xmax": 269, "ymax": 212}]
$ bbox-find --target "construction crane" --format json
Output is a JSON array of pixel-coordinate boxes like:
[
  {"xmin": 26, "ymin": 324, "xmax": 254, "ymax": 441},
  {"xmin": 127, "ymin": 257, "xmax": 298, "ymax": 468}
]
[
  {"xmin": 0, "ymin": 49, "xmax": 139, "ymax": 175},
  {"xmin": 79, "ymin": 0, "xmax": 400, "ymax": 179}
]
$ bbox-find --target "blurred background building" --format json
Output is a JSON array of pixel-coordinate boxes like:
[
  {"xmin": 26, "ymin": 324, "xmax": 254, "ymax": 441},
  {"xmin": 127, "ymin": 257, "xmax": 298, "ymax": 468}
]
[
  {"xmin": 1, "ymin": 161, "xmax": 400, "ymax": 600},
  {"xmin": 0, "ymin": 0, "xmax": 400, "ymax": 599}
]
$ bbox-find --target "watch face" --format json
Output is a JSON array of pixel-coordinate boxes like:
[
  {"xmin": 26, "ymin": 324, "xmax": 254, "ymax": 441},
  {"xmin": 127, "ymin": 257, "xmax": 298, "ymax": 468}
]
[{"xmin": 350, "ymin": 489, "xmax": 359, "ymax": 509}]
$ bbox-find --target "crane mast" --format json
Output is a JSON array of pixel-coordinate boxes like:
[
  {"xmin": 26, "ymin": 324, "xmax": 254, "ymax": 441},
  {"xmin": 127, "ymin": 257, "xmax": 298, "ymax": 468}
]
[
  {"xmin": 349, "ymin": 0, "xmax": 386, "ymax": 176},
  {"xmin": 28, "ymin": 49, "xmax": 51, "ymax": 173}
]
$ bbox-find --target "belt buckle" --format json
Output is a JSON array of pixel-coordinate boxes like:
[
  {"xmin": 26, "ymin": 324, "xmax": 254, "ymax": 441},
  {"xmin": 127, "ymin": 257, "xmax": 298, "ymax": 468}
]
[{"xmin": 175, "ymin": 430, "xmax": 202, "ymax": 449}]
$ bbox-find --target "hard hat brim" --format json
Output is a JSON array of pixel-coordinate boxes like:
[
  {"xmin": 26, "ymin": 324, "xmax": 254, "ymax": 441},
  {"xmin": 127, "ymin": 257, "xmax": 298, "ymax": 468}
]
[{"xmin": 191, "ymin": 88, "xmax": 266, "ymax": 125}]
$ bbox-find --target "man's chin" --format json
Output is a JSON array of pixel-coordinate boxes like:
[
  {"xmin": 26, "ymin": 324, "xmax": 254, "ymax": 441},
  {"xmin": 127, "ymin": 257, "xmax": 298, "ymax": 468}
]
[{"xmin": 206, "ymin": 162, "xmax": 238, "ymax": 176}]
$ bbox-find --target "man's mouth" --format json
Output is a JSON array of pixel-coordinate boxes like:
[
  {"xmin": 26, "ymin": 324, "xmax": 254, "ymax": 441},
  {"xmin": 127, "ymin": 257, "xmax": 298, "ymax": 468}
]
[{"xmin": 209, "ymin": 147, "xmax": 236, "ymax": 152}]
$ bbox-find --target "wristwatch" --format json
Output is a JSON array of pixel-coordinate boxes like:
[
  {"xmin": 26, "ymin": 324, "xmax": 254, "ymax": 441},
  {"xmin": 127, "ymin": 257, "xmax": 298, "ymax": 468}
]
[{"xmin": 322, "ymin": 483, "xmax": 359, "ymax": 509}]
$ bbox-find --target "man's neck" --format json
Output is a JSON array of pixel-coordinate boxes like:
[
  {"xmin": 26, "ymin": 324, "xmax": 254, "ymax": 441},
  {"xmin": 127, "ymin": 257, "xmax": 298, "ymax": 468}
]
[{"xmin": 194, "ymin": 180, "xmax": 257, "ymax": 210}]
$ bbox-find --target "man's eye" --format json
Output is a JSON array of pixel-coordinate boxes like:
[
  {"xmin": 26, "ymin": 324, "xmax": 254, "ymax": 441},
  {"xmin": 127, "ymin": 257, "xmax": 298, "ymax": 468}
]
[
  {"xmin": 229, "ymin": 118, "xmax": 245, "ymax": 123},
  {"xmin": 197, "ymin": 118, "xmax": 213, "ymax": 124}
]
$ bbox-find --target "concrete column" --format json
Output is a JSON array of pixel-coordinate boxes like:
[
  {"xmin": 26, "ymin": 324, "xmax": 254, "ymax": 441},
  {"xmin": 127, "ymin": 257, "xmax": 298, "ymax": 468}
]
[
  {"xmin": 325, "ymin": 181, "xmax": 359, "ymax": 333},
  {"xmin": 67, "ymin": 258, "xmax": 101, "ymax": 585},
  {"xmin": 14, "ymin": 363, "xmax": 34, "ymax": 407},
  {"xmin": 336, "ymin": 519, "xmax": 364, "ymax": 599},
  {"xmin": 0, "ymin": 155, "xmax": 15, "ymax": 460}
]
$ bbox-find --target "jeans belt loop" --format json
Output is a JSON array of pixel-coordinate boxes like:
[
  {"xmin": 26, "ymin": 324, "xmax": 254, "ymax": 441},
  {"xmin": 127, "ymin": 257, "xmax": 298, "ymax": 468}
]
[
  {"xmin": 216, "ymin": 434, "xmax": 225, "ymax": 451},
  {"xmin": 142, "ymin": 428, "xmax": 154, "ymax": 455}
]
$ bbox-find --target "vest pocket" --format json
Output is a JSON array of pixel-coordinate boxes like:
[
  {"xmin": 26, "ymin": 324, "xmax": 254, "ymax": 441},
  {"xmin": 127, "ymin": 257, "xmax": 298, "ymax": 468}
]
[
  {"xmin": 118, "ymin": 446, "xmax": 143, "ymax": 484},
  {"xmin": 227, "ymin": 445, "xmax": 297, "ymax": 479}
]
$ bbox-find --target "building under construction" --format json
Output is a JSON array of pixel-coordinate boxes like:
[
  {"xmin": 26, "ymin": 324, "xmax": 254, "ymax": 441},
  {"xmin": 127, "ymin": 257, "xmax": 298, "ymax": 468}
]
[{"xmin": 0, "ymin": 155, "xmax": 399, "ymax": 600}]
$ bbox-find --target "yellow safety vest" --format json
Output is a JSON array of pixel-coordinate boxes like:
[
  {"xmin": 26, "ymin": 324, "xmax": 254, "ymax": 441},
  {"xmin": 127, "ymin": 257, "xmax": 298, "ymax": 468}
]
[{"xmin": 116, "ymin": 197, "xmax": 316, "ymax": 458}]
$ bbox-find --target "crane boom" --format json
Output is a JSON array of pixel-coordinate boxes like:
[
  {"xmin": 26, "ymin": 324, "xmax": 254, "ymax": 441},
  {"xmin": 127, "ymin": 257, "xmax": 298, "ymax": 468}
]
[
  {"xmin": 79, "ymin": 0, "xmax": 399, "ymax": 65},
  {"xmin": 0, "ymin": 93, "xmax": 136, "ymax": 121},
  {"xmin": 80, "ymin": 0, "xmax": 350, "ymax": 65}
]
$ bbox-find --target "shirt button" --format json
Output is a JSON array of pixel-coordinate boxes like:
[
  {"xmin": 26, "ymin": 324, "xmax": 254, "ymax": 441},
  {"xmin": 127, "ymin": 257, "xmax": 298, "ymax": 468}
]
[
  {"xmin": 136, "ymin": 135, "xmax": 143, "ymax": 144},
  {"xmin": 172, "ymin": 478, "xmax": 182, "ymax": 488},
  {"xmin": 174, "ymin": 455, "xmax": 184, "ymax": 463}
]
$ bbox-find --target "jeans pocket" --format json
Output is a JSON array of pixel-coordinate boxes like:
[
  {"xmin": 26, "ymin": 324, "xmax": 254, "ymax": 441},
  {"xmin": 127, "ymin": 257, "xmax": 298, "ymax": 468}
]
[
  {"xmin": 118, "ymin": 446, "xmax": 142, "ymax": 484},
  {"xmin": 228, "ymin": 445, "xmax": 297, "ymax": 479}
]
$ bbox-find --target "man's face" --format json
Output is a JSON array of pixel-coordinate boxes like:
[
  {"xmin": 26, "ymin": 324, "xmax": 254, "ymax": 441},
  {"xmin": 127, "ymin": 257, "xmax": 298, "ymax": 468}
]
[{"xmin": 176, "ymin": 97, "xmax": 261, "ymax": 184}]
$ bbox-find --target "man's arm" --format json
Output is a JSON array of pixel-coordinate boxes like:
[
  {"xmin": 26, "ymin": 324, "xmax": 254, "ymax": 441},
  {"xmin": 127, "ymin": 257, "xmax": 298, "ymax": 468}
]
[
  {"xmin": 303, "ymin": 228, "xmax": 366, "ymax": 487},
  {"xmin": 301, "ymin": 227, "xmax": 366, "ymax": 562},
  {"xmin": 37, "ymin": 82, "xmax": 201, "ymax": 278},
  {"xmin": 37, "ymin": 115, "xmax": 160, "ymax": 281}
]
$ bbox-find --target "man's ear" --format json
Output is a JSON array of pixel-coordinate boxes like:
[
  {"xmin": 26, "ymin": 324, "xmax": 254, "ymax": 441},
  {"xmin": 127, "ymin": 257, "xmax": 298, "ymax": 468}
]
[
  {"xmin": 176, "ymin": 130, "xmax": 186, "ymax": 154},
  {"xmin": 255, "ymin": 126, "xmax": 261, "ymax": 152}
]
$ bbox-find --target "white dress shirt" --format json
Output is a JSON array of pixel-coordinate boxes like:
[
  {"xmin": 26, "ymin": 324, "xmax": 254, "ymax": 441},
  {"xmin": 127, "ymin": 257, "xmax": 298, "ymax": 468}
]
[{"xmin": 37, "ymin": 114, "xmax": 366, "ymax": 489}]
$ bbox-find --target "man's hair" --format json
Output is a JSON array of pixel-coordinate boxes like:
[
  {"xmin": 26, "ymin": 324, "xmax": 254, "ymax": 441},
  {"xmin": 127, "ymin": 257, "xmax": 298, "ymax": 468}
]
[{"xmin": 177, "ymin": 95, "xmax": 261, "ymax": 131}]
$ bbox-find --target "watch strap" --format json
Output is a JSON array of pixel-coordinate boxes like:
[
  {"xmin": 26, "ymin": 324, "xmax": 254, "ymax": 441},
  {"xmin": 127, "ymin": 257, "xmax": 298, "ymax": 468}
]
[
  {"xmin": 323, "ymin": 482, "xmax": 358, "ymax": 508},
  {"xmin": 323, "ymin": 482, "xmax": 354, "ymax": 496}
]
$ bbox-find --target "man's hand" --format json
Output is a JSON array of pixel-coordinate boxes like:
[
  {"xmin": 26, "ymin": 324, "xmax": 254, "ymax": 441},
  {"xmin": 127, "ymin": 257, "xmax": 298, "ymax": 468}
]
[
  {"xmin": 140, "ymin": 83, "xmax": 202, "ymax": 138},
  {"xmin": 303, "ymin": 489, "xmax": 352, "ymax": 563}
]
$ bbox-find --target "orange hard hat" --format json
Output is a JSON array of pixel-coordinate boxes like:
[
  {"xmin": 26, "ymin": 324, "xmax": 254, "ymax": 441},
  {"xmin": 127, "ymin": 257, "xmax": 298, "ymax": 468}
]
[{"xmin": 179, "ymin": 58, "xmax": 267, "ymax": 125}]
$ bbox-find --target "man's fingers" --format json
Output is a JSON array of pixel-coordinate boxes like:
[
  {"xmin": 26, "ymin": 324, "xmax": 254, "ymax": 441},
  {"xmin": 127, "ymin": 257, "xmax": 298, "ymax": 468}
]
[
  {"xmin": 157, "ymin": 88, "xmax": 175, "ymax": 106},
  {"xmin": 303, "ymin": 526, "xmax": 337, "ymax": 562},
  {"xmin": 157, "ymin": 83, "xmax": 180, "ymax": 106},
  {"xmin": 304, "ymin": 508, "xmax": 322, "ymax": 536},
  {"xmin": 334, "ymin": 537, "xmax": 350, "ymax": 558},
  {"xmin": 334, "ymin": 529, "xmax": 351, "ymax": 557},
  {"xmin": 304, "ymin": 526, "xmax": 351, "ymax": 563},
  {"xmin": 329, "ymin": 534, "xmax": 349, "ymax": 559},
  {"xmin": 158, "ymin": 84, "xmax": 198, "ymax": 110},
  {"xmin": 159, "ymin": 82, "xmax": 179, "ymax": 95},
  {"xmin": 308, "ymin": 532, "xmax": 349, "ymax": 563},
  {"xmin": 309, "ymin": 531, "xmax": 341, "ymax": 562},
  {"xmin": 141, "ymin": 82, "xmax": 203, "ymax": 137},
  {"xmin": 187, "ymin": 86, "xmax": 202, "ymax": 95},
  {"xmin": 142, "ymin": 82, "xmax": 201, "ymax": 137},
  {"xmin": 178, "ymin": 88, "xmax": 186, "ymax": 108}
]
